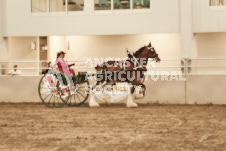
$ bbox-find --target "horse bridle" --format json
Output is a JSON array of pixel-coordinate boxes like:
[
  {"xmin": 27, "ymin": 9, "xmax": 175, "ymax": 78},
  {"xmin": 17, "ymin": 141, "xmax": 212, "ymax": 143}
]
[
  {"xmin": 126, "ymin": 46, "xmax": 158, "ymax": 70},
  {"xmin": 125, "ymin": 50, "xmax": 146, "ymax": 71},
  {"xmin": 147, "ymin": 47, "xmax": 159, "ymax": 61}
]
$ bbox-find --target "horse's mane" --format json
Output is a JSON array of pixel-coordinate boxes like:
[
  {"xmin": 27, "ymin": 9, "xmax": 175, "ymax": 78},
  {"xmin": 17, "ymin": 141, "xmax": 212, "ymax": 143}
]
[{"xmin": 133, "ymin": 46, "xmax": 146, "ymax": 57}]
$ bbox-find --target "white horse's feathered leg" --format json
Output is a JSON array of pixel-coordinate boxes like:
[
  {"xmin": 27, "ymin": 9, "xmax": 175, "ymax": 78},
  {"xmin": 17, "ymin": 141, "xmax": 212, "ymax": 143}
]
[
  {"xmin": 89, "ymin": 93, "xmax": 100, "ymax": 107},
  {"xmin": 126, "ymin": 94, "xmax": 138, "ymax": 107},
  {"xmin": 135, "ymin": 86, "xmax": 144, "ymax": 99}
]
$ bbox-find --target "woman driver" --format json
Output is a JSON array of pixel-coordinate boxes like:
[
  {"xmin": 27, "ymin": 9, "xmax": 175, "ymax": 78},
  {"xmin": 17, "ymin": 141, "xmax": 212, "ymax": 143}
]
[
  {"xmin": 56, "ymin": 51, "xmax": 76, "ymax": 94},
  {"xmin": 56, "ymin": 51, "xmax": 75, "ymax": 76}
]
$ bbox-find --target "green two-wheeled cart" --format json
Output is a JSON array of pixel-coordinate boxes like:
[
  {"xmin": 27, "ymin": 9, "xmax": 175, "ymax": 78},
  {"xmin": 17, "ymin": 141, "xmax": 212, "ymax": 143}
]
[{"xmin": 38, "ymin": 71, "xmax": 90, "ymax": 108}]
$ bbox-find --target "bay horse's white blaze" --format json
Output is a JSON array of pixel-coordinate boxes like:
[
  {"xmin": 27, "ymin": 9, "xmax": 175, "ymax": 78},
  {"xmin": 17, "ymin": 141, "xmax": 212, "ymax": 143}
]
[
  {"xmin": 126, "ymin": 94, "xmax": 138, "ymax": 107},
  {"xmin": 89, "ymin": 93, "xmax": 99, "ymax": 107}
]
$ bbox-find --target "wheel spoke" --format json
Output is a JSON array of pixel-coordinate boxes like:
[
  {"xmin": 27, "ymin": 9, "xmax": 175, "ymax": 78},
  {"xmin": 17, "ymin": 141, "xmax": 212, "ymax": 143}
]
[
  {"xmin": 43, "ymin": 94, "xmax": 50, "ymax": 101},
  {"xmin": 48, "ymin": 95, "xmax": 53, "ymax": 105},
  {"xmin": 68, "ymin": 95, "xmax": 72, "ymax": 104},
  {"xmin": 56, "ymin": 96, "xmax": 60, "ymax": 102},
  {"xmin": 53, "ymin": 94, "xmax": 56, "ymax": 106},
  {"xmin": 77, "ymin": 89, "xmax": 86, "ymax": 93},
  {"xmin": 74, "ymin": 96, "xmax": 78, "ymax": 105},
  {"xmin": 77, "ymin": 90, "xmax": 86, "ymax": 98},
  {"xmin": 78, "ymin": 85, "xmax": 86, "ymax": 88},
  {"xmin": 56, "ymin": 95, "xmax": 59, "ymax": 104},
  {"xmin": 56, "ymin": 96, "xmax": 63, "ymax": 105},
  {"xmin": 76, "ymin": 94, "xmax": 82, "ymax": 103},
  {"xmin": 70, "ymin": 96, "xmax": 73, "ymax": 104},
  {"xmin": 77, "ymin": 86, "xmax": 85, "ymax": 90},
  {"xmin": 73, "ymin": 93, "xmax": 76, "ymax": 104},
  {"xmin": 39, "ymin": 74, "xmax": 66, "ymax": 108},
  {"xmin": 53, "ymin": 80, "xmax": 89, "ymax": 106}
]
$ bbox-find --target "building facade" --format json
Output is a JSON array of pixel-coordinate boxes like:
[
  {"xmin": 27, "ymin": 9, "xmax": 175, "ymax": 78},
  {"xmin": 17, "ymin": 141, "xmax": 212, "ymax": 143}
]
[{"xmin": 0, "ymin": 0, "xmax": 226, "ymax": 75}]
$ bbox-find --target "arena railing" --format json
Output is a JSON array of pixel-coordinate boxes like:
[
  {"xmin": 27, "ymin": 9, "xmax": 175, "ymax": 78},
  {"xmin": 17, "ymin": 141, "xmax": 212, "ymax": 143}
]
[
  {"xmin": 185, "ymin": 58, "xmax": 226, "ymax": 75},
  {"xmin": 0, "ymin": 59, "xmax": 185, "ymax": 76},
  {"xmin": 2, "ymin": 58, "xmax": 226, "ymax": 76}
]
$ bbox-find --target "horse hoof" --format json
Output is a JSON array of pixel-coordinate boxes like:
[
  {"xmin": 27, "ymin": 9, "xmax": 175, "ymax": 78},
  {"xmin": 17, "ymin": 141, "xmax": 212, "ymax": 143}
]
[
  {"xmin": 89, "ymin": 104, "xmax": 100, "ymax": 107},
  {"xmin": 127, "ymin": 103, "xmax": 138, "ymax": 108},
  {"xmin": 106, "ymin": 100, "xmax": 111, "ymax": 105}
]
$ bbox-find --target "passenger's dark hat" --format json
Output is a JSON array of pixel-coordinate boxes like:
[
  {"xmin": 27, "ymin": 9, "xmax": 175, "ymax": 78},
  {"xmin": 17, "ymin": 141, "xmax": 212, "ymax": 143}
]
[{"xmin": 57, "ymin": 51, "xmax": 66, "ymax": 57}]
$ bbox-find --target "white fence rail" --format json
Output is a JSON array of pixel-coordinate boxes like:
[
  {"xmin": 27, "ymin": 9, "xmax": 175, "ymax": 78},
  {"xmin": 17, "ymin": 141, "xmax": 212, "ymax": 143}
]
[
  {"xmin": 0, "ymin": 58, "xmax": 226, "ymax": 76},
  {"xmin": 186, "ymin": 58, "xmax": 226, "ymax": 75},
  {"xmin": 1, "ymin": 58, "xmax": 226, "ymax": 104}
]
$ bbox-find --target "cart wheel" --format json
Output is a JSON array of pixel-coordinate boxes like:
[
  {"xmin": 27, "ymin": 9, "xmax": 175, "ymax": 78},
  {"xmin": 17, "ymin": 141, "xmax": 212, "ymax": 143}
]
[
  {"xmin": 38, "ymin": 73, "xmax": 66, "ymax": 108},
  {"xmin": 65, "ymin": 75, "xmax": 90, "ymax": 106}
]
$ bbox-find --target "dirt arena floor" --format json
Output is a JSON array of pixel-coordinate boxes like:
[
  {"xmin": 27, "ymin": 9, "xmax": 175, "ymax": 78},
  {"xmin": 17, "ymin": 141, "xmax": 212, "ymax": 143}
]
[{"xmin": 0, "ymin": 103, "xmax": 226, "ymax": 151}]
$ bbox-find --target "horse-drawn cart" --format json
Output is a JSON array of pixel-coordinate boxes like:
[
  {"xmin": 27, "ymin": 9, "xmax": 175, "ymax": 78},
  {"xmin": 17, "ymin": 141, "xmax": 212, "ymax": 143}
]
[
  {"xmin": 38, "ymin": 72, "xmax": 90, "ymax": 108},
  {"xmin": 38, "ymin": 43, "xmax": 160, "ymax": 108}
]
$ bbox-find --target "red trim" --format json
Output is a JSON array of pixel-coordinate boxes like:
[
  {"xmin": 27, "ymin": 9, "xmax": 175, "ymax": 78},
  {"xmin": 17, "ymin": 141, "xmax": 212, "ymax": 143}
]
[
  {"xmin": 129, "ymin": 62, "xmax": 134, "ymax": 70},
  {"xmin": 142, "ymin": 52, "xmax": 148, "ymax": 56}
]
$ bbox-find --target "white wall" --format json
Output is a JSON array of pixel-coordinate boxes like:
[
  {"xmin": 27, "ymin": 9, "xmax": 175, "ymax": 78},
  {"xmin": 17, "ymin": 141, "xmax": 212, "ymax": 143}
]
[
  {"xmin": 186, "ymin": 75, "xmax": 226, "ymax": 104},
  {"xmin": 0, "ymin": 0, "xmax": 3, "ymax": 51},
  {"xmin": 0, "ymin": 0, "xmax": 3, "ymax": 75},
  {"xmin": 193, "ymin": 0, "xmax": 226, "ymax": 32},
  {"xmin": 49, "ymin": 34, "xmax": 181, "ymax": 60},
  {"xmin": 0, "ymin": 0, "xmax": 9, "ymax": 75},
  {"xmin": 7, "ymin": 37, "xmax": 39, "ymax": 75},
  {"xmin": 195, "ymin": 33, "xmax": 226, "ymax": 58},
  {"xmin": 0, "ymin": 75, "xmax": 186, "ymax": 104},
  {"xmin": 0, "ymin": 0, "xmax": 8, "ymax": 61},
  {"xmin": 48, "ymin": 34, "xmax": 181, "ymax": 73},
  {"xmin": 3, "ymin": 0, "xmax": 180, "ymax": 36},
  {"xmin": 180, "ymin": 0, "xmax": 194, "ymax": 58},
  {"xmin": 1, "ymin": 75, "xmax": 226, "ymax": 104},
  {"xmin": 190, "ymin": 33, "xmax": 226, "ymax": 74},
  {"xmin": 49, "ymin": 36, "xmax": 66, "ymax": 60},
  {"xmin": 0, "ymin": 0, "xmax": 3, "ymax": 40},
  {"xmin": 0, "ymin": 76, "xmax": 42, "ymax": 102}
]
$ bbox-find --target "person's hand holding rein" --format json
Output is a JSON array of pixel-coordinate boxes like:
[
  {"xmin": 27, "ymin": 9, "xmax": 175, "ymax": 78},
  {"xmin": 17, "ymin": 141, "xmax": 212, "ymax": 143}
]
[{"xmin": 68, "ymin": 63, "xmax": 75, "ymax": 68}]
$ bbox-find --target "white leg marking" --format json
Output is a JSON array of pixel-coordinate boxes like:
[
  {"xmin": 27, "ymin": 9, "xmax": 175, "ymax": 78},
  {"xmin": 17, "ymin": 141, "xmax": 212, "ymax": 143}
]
[
  {"xmin": 126, "ymin": 94, "xmax": 138, "ymax": 108},
  {"xmin": 89, "ymin": 93, "xmax": 100, "ymax": 107}
]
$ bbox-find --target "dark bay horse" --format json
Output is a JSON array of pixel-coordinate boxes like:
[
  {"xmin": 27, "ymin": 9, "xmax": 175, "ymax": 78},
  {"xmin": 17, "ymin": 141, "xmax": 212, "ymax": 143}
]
[{"xmin": 89, "ymin": 43, "xmax": 161, "ymax": 107}]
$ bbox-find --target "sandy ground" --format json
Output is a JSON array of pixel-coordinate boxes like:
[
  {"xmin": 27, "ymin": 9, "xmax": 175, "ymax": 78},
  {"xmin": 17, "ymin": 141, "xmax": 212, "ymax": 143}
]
[{"xmin": 0, "ymin": 103, "xmax": 226, "ymax": 151}]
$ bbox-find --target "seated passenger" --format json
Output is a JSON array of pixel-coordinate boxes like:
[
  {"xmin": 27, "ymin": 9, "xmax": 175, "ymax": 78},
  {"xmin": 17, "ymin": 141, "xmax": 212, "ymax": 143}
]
[
  {"xmin": 41, "ymin": 62, "xmax": 51, "ymax": 75},
  {"xmin": 56, "ymin": 51, "xmax": 76, "ymax": 94},
  {"xmin": 8, "ymin": 65, "xmax": 22, "ymax": 75},
  {"xmin": 56, "ymin": 51, "xmax": 75, "ymax": 76}
]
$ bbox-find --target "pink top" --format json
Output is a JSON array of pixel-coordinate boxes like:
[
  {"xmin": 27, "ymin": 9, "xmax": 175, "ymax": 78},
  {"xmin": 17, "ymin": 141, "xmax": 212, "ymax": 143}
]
[{"xmin": 56, "ymin": 58, "xmax": 73, "ymax": 76}]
